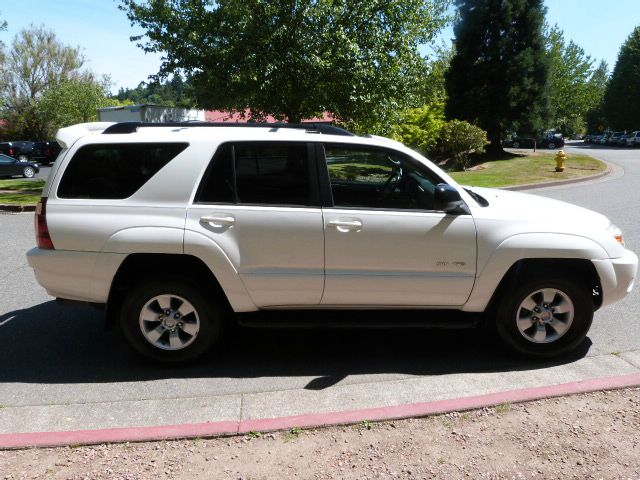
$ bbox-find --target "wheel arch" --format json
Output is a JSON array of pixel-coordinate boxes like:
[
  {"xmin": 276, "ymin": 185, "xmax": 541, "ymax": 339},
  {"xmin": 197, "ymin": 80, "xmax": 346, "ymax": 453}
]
[
  {"xmin": 105, "ymin": 252, "xmax": 252, "ymax": 330},
  {"xmin": 484, "ymin": 258, "xmax": 602, "ymax": 319}
]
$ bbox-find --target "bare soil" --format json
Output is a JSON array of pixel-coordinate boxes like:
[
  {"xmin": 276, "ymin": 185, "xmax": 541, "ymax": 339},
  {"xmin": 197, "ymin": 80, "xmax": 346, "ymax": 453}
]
[{"xmin": 1, "ymin": 388, "xmax": 639, "ymax": 479}]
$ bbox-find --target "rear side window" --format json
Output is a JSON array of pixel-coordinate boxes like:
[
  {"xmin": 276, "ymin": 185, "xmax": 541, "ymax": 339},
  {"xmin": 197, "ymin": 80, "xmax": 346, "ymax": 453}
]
[
  {"xmin": 196, "ymin": 142, "xmax": 318, "ymax": 206},
  {"xmin": 57, "ymin": 143, "xmax": 188, "ymax": 199}
]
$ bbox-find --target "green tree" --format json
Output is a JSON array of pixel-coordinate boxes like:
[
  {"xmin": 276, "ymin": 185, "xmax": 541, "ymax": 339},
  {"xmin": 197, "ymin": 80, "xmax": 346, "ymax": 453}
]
[
  {"xmin": 37, "ymin": 78, "xmax": 117, "ymax": 137},
  {"xmin": 445, "ymin": 0, "xmax": 550, "ymax": 153},
  {"xmin": 0, "ymin": 25, "xmax": 86, "ymax": 138},
  {"xmin": 545, "ymin": 25, "xmax": 607, "ymax": 136},
  {"xmin": 584, "ymin": 61, "xmax": 609, "ymax": 133},
  {"xmin": 115, "ymin": 74, "xmax": 195, "ymax": 108},
  {"xmin": 603, "ymin": 26, "xmax": 640, "ymax": 131},
  {"xmin": 120, "ymin": 0, "xmax": 451, "ymax": 127}
]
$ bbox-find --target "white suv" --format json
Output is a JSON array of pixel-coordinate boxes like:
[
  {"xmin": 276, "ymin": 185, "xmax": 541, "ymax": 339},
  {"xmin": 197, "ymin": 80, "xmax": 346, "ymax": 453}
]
[{"xmin": 27, "ymin": 122, "xmax": 638, "ymax": 362}]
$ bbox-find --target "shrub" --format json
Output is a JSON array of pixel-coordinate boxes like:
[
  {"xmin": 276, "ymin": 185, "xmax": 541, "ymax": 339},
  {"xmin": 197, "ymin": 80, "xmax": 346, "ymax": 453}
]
[
  {"xmin": 390, "ymin": 103, "xmax": 446, "ymax": 154},
  {"xmin": 439, "ymin": 120, "xmax": 489, "ymax": 170}
]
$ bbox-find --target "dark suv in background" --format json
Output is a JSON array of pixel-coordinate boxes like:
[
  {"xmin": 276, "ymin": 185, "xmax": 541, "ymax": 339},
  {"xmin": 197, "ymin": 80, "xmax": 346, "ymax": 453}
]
[
  {"xmin": 31, "ymin": 141, "xmax": 62, "ymax": 165},
  {"xmin": 0, "ymin": 140, "xmax": 61, "ymax": 165}
]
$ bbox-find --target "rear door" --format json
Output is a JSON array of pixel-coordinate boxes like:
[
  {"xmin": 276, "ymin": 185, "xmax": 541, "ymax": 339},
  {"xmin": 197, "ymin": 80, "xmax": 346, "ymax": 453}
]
[
  {"xmin": 320, "ymin": 143, "xmax": 477, "ymax": 307},
  {"xmin": 185, "ymin": 142, "xmax": 325, "ymax": 307}
]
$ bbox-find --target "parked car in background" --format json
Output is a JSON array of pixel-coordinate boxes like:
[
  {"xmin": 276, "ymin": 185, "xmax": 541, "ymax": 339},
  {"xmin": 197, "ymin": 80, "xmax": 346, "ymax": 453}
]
[
  {"xmin": 31, "ymin": 141, "xmax": 62, "ymax": 165},
  {"xmin": 5, "ymin": 141, "xmax": 36, "ymax": 161},
  {"xmin": 600, "ymin": 134, "xmax": 610, "ymax": 145},
  {"xmin": 0, "ymin": 153, "xmax": 39, "ymax": 178},
  {"xmin": 626, "ymin": 131, "xmax": 640, "ymax": 147},
  {"xmin": 607, "ymin": 132, "xmax": 625, "ymax": 146},
  {"xmin": 503, "ymin": 134, "xmax": 564, "ymax": 149}
]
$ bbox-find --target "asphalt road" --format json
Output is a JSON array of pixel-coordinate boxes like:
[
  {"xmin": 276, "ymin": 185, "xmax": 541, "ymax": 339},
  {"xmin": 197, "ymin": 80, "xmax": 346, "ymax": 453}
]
[{"xmin": 0, "ymin": 142, "xmax": 638, "ymax": 421}]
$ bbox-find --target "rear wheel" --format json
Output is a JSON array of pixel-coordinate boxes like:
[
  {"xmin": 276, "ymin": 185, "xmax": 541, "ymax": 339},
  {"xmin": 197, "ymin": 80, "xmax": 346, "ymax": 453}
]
[
  {"xmin": 512, "ymin": 141, "xmax": 520, "ymax": 148},
  {"xmin": 495, "ymin": 277, "xmax": 593, "ymax": 357},
  {"xmin": 547, "ymin": 142, "xmax": 556, "ymax": 149},
  {"xmin": 23, "ymin": 166, "xmax": 35, "ymax": 178},
  {"xmin": 120, "ymin": 278, "xmax": 221, "ymax": 363},
  {"xmin": 18, "ymin": 154, "xmax": 29, "ymax": 162}
]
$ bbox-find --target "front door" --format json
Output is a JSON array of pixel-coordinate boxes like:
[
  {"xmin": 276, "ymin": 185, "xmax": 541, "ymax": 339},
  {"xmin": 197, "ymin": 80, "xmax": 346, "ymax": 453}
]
[{"xmin": 320, "ymin": 144, "xmax": 477, "ymax": 307}]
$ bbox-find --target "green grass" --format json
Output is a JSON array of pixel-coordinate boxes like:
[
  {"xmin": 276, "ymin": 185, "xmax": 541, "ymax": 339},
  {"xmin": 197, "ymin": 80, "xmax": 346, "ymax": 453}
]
[
  {"xmin": 449, "ymin": 152, "xmax": 606, "ymax": 188},
  {"xmin": 0, "ymin": 179, "xmax": 44, "ymax": 205}
]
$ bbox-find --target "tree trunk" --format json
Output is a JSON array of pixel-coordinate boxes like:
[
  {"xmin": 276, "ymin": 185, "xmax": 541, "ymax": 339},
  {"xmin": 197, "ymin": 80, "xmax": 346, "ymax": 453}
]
[
  {"xmin": 286, "ymin": 113, "xmax": 302, "ymax": 123},
  {"xmin": 486, "ymin": 138, "xmax": 505, "ymax": 155}
]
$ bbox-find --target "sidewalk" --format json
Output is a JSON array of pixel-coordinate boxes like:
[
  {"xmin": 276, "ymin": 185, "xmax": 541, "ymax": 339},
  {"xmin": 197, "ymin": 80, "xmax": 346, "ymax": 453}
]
[{"xmin": 2, "ymin": 349, "xmax": 640, "ymax": 448}]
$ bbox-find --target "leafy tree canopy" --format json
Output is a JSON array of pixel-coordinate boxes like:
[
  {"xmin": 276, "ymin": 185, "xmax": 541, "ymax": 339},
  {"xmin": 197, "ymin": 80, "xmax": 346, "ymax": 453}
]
[
  {"xmin": 0, "ymin": 25, "xmax": 102, "ymax": 139},
  {"xmin": 115, "ymin": 73, "xmax": 196, "ymax": 108},
  {"xmin": 120, "ymin": 0, "xmax": 451, "ymax": 126},
  {"xmin": 603, "ymin": 25, "xmax": 640, "ymax": 131},
  {"xmin": 445, "ymin": 0, "xmax": 550, "ymax": 152},
  {"xmin": 545, "ymin": 25, "xmax": 607, "ymax": 136},
  {"xmin": 37, "ymin": 78, "xmax": 117, "ymax": 138}
]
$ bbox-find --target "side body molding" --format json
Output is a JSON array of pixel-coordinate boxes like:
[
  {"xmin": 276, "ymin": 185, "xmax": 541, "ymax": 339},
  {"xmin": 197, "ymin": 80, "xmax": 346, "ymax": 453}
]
[
  {"xmin": 462, "ymin": 233, "xmax": 609, "ymax": 312},
  {"xmin": 183, "ymin": 230, "xmax": 258, "ymax": 312}
]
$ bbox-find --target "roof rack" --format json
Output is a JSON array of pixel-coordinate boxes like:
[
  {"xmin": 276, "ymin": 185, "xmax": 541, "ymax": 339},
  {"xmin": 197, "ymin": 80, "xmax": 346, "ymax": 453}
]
[{"xmin": 102, "ymin": 121, "xmax": 356, "ymax": 137}]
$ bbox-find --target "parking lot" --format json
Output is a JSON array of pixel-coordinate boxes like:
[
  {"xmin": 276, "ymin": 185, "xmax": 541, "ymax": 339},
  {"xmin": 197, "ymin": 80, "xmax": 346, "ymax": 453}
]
[{"xmin": 1, "ymin": 142, "xmax": 639, "ymax": 436}]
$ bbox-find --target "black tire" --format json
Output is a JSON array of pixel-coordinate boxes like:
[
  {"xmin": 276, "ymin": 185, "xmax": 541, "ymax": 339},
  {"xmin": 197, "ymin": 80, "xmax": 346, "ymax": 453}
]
[
  {"xmin": 23, "ymin": 166, "xmax": 35, "ymax": 178},
  {"xmin": 119, "ymin": 278, "xmax": 221, "ymax": 363},
  {"xmin": 494, "ymin": 277, "xmax": 593, "ymax": 357},
  {"xmin": 547, "ymin": 142, "xmax": 556, "ymax": 149},
  {"xmin": 512, "ymin": 141, "xmax": 520, "ymax": 148}
]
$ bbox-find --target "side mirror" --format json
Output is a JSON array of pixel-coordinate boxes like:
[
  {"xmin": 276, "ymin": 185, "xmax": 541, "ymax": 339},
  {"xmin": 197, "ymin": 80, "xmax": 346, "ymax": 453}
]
[{"xmin": 433, "ymin": 183, "xmax": 470, "ymax": 215}]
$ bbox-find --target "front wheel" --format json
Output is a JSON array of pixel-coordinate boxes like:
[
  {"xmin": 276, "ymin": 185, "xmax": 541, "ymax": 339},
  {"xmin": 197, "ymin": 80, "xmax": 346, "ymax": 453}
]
[
  {"xmin": 494, "ymin": 278, "xmax": 593, "ymax": 357},
  {"xmin": 23, "ymin": 166, "xmax": 35, "ymax": 178},
  {"xmin": 119, "ymin": 279, "xmax": 221, "ymax": 363},
  {"xmin": 547, "ymin": 142, "xmax": 556, "ymax": 149}
]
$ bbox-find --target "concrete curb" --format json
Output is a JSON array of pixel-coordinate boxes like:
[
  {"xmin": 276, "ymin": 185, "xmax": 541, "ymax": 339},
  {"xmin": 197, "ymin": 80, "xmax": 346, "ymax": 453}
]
[
  {"xmin": 0, "ymin": 204, "xmax": 35, "ymax": 213},
  {"xmin": 502, "ymin": 165, "xmax": 612, "ymax": 191},
  {"xmin": 2, "ymin": 372, "xmax": 639, "ymax": 450}
]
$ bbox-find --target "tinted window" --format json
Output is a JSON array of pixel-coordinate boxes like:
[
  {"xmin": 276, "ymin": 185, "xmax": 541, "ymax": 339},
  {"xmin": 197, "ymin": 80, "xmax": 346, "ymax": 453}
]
[
  {"xmin": 58, "ymin": 143, "xmax": 187, "ymax": 199},
  {"xmin": 197, "ymin": 142, "xmax": 316, "ymax": 206},
  {"xmin": 325, "ymin": 145, "xmax": 440, "ymax": 210}
]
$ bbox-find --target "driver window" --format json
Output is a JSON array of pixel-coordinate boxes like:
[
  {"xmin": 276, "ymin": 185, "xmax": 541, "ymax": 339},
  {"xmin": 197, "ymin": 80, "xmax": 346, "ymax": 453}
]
[{"xmin": 325, "ymin": 145, "xmax": 438, "ymax": 210}]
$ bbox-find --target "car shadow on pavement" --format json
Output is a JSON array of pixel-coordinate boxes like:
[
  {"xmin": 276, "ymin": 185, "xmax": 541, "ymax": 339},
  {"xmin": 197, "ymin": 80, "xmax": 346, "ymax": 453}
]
[{"xmin": 0, "ymin": 300, "xmax": 592, "ymax": 390}]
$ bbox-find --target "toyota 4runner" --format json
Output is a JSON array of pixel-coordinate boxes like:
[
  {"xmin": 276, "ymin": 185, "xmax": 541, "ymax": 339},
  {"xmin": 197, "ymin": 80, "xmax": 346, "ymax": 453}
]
[{"xmin": 26, "ymin": 122, "xmax": 638, "ymax": 363}]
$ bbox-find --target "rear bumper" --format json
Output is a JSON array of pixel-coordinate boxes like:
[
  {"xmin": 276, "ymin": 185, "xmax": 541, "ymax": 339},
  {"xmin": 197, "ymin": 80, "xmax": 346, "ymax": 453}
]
[
  {"xmin": 592, "ymin": 249, "xmax": 638, "ymax": 308},
  {"xmin": 26, "ymin": 248, "xmax": 126, "ymax": 303}
]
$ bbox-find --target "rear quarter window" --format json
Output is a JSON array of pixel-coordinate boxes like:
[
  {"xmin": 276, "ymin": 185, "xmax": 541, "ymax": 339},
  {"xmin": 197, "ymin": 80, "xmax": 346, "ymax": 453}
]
[{"xmin": 57, "ymin": 143, "xmax": 188, "ymax": 199}]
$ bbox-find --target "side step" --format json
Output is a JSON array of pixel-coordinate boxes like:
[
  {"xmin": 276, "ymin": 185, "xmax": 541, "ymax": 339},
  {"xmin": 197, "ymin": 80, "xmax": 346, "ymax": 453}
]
[{"xmin": 236, "ymin": 310, "xmax": 482, "ymax": 329}]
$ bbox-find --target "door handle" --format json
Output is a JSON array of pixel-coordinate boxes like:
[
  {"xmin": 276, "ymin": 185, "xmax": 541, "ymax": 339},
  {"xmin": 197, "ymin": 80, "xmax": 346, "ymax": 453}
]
[
  {"xmin": 200, "ymin": 214, "xmax": 235, "ymax": 227},
  {"xmin": 327, "ymin": 219, "xmax": 362, "ymax": 232}
]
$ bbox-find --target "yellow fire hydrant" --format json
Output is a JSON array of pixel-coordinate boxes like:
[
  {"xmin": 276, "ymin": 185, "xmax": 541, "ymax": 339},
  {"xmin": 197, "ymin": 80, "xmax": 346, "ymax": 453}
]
[{"xmin": 555, "ymin": 150, "xmax": 567, "ymax": 172}]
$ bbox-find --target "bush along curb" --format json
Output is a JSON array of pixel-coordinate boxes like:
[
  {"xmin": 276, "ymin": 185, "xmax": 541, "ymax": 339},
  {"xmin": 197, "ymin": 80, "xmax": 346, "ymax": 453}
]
[{"xmin": 0, "ymin": 204, "xmax": 36, "ymax": 213}]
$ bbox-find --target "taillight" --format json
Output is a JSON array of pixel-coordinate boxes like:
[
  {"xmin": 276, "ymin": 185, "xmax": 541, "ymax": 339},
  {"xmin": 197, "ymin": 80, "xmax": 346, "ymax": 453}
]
[
  {"xmin": 35, "ymin": 197, "xmax": 54, "ymax": 249},
  {"xmin": 9, "ymin": 148, "xmax": 14, "ymax": 156}
]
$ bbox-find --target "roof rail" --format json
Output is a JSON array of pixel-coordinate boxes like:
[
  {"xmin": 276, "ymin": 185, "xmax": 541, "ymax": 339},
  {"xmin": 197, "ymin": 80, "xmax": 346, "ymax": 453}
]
[{"xmin": 102, "ymin": 121, "xmax": 356, "ymax": 137}]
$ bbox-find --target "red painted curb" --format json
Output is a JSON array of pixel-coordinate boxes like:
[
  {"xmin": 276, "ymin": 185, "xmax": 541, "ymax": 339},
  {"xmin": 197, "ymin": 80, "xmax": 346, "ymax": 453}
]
[{"xmin": 1, "ymin": 372, "xmax": 639, "ymax": 449}]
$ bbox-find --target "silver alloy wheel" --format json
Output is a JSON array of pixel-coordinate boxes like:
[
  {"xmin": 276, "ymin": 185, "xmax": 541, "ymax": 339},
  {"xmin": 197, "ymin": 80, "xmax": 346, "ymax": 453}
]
[
  {"xmin": 547, "ymin": 143, "xmax": 556, "ymax": 149},
  {"xmin": 512, "ymin": 142, "xmax": 520, "ymax": 148},
  {"xmin": 23, "ymin": 167, "xmax": 34, "ymax": 178},
  {"xmin": 18, "ymin": 155, "xmax": 28, "ymax": 162},
  {"xmin": 516, "ymin": 288, "xmax": 574, "ymax": 344},
  {"xmin": 138, "ymin": 294, "xmax": 200, "ymax": 350}
]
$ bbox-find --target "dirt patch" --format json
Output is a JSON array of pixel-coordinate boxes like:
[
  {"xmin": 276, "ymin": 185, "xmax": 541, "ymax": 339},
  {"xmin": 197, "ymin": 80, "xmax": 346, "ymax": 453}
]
[{"xmin": 1, "ymin": 388, "xmax": 639, "ymax": 479}]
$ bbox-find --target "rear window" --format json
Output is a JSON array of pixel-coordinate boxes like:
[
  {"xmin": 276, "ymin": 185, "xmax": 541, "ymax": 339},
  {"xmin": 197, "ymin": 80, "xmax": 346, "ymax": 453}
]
[{"xmin": 57, "ymin": 143, "xmax": 188, "ymax": 199}]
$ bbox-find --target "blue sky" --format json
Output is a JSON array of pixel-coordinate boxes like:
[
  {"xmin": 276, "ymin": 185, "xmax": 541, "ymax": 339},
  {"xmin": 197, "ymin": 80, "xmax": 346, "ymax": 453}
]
[{"xmin": 1, "ymin": 0, "xmax": 639, "ymax": 93}]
